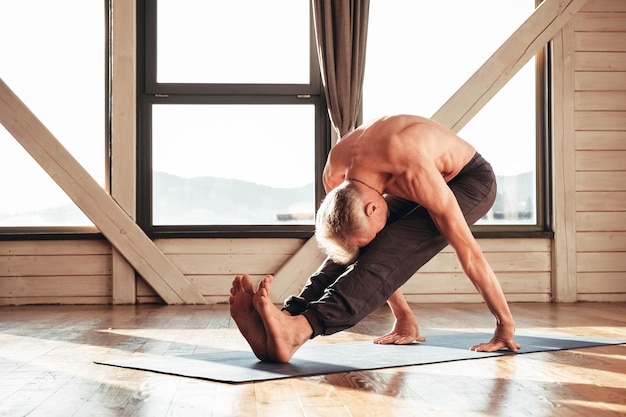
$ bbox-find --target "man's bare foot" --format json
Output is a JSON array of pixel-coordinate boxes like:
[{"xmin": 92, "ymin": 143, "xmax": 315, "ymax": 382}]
[
  {"xmin": 253, "ymin": 276, "xmax": 313, "ymax": 363},
  {"xmin": 229, "ymin": 274, "xmax": 270, "ymax": 361}
]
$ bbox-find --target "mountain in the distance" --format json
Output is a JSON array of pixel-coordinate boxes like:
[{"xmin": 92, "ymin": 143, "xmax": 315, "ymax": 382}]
[
  {"xmin": 0, "ymin": 171, "xmax": 534, "ymax": 225},
  {"xmin": 152, "ymin": 172, "xmax": 315, "ymax": 224}
]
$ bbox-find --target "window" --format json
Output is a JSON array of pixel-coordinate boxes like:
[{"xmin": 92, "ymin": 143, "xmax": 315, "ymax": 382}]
[
  {"xmin": 364, "ymin": 0, "xmax": 546, "ymax": 230},
  {"xmin": 0, "ymin": 1, "xmax": 106, "ymax": 230},
  {"xmin": 139, "ymin": 0, "xmax": 326, "ymax": 237}
]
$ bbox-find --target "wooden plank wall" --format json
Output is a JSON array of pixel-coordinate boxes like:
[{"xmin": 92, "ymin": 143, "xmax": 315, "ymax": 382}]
[
  {"xmin": 0, "ymin": 1, "xmax": 624, "ymax": 305},
  {"xmin": 145, "ymin": 238, "xmax": 307, "ymax": 304},
  {"xmin": 402, "ymin": 240, "xmax": 552, "ymax": 303},
  {"xmin": 574, "ymin": 0, "xmax": 626, "ymax": 301},
  {"xmin": 0, "ymin": 237, "xmax": 552, "ymax": 305},
  {"xmin": 0, "ymin": 240, "xmax": 112, "ymax": 305}
]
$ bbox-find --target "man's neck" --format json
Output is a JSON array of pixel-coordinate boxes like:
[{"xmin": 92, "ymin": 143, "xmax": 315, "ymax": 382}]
[{"xmin": 348, "ymin": 177, "xmax": 384, "ymax": 197}]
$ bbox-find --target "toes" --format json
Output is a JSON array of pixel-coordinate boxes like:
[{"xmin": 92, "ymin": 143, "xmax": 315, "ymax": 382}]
[
  {"xmin": 253, "ymin": 286, "xmax": 270, "ymax": 310},
  {"xmin": 258, "ymin": 275, "xmax": 273, "ymax": 290},
  {"xmin": 258, "ymin": 286, "xmax": 268, "ymax": 299},
  {"xmin": 240, "ymin": 274, "xmax": 255, "ymax": 293}
]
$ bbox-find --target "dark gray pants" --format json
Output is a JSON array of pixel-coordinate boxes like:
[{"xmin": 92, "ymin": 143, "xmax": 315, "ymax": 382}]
[{"xmin": 283, "ymin": 153, "xmax": 497, "ymax": 337}]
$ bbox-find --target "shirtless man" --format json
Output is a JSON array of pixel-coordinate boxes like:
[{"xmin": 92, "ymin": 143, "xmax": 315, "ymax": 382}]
[{"xmin": 230, "ymin": 114, "xmax": 520, "ymax": 363}]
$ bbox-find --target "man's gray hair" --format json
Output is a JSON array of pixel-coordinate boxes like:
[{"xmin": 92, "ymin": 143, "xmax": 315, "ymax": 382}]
[{"xmin": 315, "ymin": 182, "xmax": 368, "ymax": 265}]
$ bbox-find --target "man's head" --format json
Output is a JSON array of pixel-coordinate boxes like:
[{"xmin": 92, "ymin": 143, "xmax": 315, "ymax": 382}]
[{"xmin": 315, "ymin": 181, "xmax": 388, "ymax": 264}]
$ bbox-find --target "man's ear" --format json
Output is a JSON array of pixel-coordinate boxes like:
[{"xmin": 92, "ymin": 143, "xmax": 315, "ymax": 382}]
[{"xmin": 364, "ymin": 201, "xmax": 379, "ymax": 217}]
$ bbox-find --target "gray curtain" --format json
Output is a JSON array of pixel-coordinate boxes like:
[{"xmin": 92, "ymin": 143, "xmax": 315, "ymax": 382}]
[{"xmin": 312, "ymin": 0, "xmax": 370, "ymax": 138}]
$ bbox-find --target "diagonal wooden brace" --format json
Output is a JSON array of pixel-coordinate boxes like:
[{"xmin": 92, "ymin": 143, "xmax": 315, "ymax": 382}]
[{"xmin": 0, "ymin": 79, "xmax": 207, "ymax": 305}]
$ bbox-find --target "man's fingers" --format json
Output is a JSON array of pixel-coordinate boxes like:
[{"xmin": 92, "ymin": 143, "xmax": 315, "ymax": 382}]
[
  {"xmin": 470, "ymin": 343, "xmax": 487, "ymax": 352},
  {"xmin": 474, "ymin": 345, "xmax": 499, "ymax": 352},
  {"xmin": 393, "ymin": 335, "xmax": 413, "ymax": 345},
  {"xmin": 374, "ymin": 332, "xmax": 410, "ymax": 345},
  {"xmin": 374, "ymin": 332, "xmax": 425, "ymax": 345},
  {"xmin": 373, "ymin": 334, "xmax": 393, "ymax": 344},
  {"xmin": 470, "ymin": 340, "xmax": 521, "ymax": 352},
  {"xmin": 507, "ymin": 342, "xmax": 521, "ymax": 352}
]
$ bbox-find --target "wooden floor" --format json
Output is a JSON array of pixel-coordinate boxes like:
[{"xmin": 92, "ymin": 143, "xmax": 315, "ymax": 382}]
[{"xmin": 1, "ymin": 302, "xmax": 625, "ymax": 417}]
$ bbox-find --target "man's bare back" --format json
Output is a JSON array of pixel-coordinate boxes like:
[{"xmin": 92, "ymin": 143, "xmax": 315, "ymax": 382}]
[{"xmin": 323, "ymin": 115, "xmax": 477, "ymax": 201}]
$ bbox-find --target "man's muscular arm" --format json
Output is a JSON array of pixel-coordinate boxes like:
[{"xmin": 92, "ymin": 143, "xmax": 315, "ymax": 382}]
[{"xmin": 407, "ymin": 163, "xmax": 519, "ymax": 352}]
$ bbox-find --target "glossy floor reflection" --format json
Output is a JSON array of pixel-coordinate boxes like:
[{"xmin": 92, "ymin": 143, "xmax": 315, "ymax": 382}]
[{"xmin": 1, "ymin": 302, "xmax": 624, "ymax": 417}]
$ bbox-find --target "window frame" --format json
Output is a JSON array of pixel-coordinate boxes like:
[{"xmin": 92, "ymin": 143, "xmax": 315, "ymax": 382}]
[
  {"xmin": 136, "ymin": 0, "xmax": 329, "ymax": 239},
  {"xmin": 470, "ymin": 46, "xmax": 553, "ymax": 239}
]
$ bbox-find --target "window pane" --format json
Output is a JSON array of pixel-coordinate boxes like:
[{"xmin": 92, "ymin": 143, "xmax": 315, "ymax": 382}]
[
  {"xmin": 152, "ymin": 105, "xmax": 316, "ymax": 225},
  {"xmin": 364, "ymin": 0, "xmax": 536, "ymax": 225},
  {"xmin": 0, "ymin": 1, "xmax": 104, "ymax": 227},
  {"xmin": 460, "ymin": 62, "xmax": 537, "ymax": 224},
  {"xmin": 157, "ymin": 0, "xmax": 310, "ymax": 84}
]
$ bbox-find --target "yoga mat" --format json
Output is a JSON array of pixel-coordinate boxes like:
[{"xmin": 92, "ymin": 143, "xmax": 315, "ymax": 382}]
[{"xmin": 95, "ymin": 333, "xmax": 625, "ymax": 384}]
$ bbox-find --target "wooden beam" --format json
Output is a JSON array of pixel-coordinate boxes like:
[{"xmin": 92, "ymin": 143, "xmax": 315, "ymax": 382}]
[
  {"xmin": 0, "ymin": 79, "xmax": 207, "ymax": 305},
  {"xmin": 552, "ymin": 15, "xmax": 579, "ymax": 303},
  {"xmin": 110, "ymin": 0, "xmax": 138, "ymax": 304},
  {"xmin": 273, "ymin": 0, "xmax": 588, "ymax": 297},
  {"xmin": 432, "ymin": 0, "xmax": 589, "ymax": 132}
]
